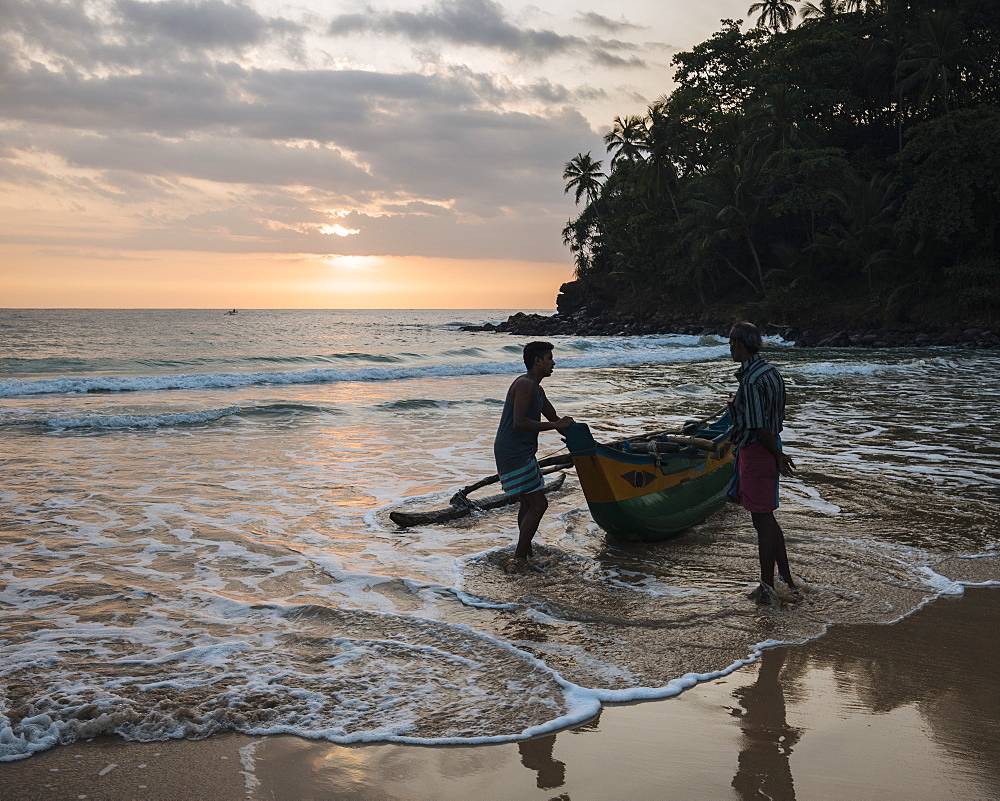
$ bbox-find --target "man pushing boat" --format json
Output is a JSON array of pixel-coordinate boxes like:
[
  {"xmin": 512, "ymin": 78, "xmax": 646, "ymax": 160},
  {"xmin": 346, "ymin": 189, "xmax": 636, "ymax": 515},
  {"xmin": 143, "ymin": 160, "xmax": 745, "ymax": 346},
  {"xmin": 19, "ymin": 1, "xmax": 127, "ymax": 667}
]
[
  {"xmin": 494, "ymin": 341, "xmax": 575, "ymax": 565},
  {"xmin": 727, "ymin": 322, "xmax": 800, "ymax": 604}
]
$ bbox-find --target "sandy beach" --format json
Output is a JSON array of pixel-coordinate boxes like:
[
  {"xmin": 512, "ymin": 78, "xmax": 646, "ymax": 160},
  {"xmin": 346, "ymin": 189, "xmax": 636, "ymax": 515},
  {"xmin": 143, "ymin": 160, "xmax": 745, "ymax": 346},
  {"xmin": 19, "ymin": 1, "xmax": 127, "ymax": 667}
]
[{"xmin": 4, "ymin": 585, "xmax": 997, "ymax": 801}]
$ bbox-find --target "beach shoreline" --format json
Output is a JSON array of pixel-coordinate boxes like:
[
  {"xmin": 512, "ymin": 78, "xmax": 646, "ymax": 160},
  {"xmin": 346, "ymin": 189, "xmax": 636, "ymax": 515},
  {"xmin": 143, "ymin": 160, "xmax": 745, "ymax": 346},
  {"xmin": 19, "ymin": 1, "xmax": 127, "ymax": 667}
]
[{"xmin": 5, "ymin": 585, "xmax": 998, "ymax": 801}]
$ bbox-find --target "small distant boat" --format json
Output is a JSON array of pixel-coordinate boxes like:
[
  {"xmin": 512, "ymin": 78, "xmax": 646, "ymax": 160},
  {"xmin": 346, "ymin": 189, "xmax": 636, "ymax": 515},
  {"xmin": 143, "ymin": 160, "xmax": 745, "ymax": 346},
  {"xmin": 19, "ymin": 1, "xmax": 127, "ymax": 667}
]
[
  {"xmin": 225, "ymin": 309, "xmax": 238, "ymax": 315},
  {"xmin": 565, "ymin": 410, "xmax": 734, "ymax": 541}
]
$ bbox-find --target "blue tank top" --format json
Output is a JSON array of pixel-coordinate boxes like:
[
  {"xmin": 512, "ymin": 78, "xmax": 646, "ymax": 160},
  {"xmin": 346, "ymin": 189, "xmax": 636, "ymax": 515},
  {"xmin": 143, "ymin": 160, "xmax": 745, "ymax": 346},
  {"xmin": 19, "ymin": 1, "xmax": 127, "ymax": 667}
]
[{"xmin": 493, "ymin": 375, "xmax": 545, "ymax": 473}]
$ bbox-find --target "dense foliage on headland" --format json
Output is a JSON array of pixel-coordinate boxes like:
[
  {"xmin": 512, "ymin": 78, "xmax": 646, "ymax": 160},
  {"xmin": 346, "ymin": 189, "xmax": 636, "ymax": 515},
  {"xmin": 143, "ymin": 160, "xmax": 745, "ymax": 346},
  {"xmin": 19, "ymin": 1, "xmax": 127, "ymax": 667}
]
[{"xmin": 550, "ymin": 0, "xmax": 1000, "ymax": 341}]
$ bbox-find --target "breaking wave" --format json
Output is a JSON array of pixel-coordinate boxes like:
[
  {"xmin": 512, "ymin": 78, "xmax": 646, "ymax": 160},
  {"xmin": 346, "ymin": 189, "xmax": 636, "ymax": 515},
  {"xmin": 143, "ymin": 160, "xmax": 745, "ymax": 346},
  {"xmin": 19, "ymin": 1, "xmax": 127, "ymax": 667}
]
[{"xmin": 0, "ymin": 345, "xmax": 732, "ymax": 398}]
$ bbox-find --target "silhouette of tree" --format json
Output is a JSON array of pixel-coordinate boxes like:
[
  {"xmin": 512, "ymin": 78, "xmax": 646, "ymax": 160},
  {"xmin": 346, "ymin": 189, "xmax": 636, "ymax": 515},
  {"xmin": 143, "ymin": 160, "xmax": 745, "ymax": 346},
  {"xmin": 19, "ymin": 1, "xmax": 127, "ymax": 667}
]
[
  {"xmin": 563, "ymin": 153, "xmax": 606, "ymax": 206},
  {"xmin": 748, "ymin": 0, "xmax": 798, "ymax": 32}
]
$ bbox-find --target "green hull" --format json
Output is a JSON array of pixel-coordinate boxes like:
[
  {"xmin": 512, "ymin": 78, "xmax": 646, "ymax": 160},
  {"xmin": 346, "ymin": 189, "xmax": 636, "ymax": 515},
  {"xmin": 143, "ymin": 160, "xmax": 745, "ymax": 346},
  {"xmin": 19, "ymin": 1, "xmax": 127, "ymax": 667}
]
[
  {"xmin": 565, "ymin": 414, "xmax": 735, "ymax": 542},
  {"xmin": 587, "ymin": 460, "xmax": 734, "ymax": 541}
]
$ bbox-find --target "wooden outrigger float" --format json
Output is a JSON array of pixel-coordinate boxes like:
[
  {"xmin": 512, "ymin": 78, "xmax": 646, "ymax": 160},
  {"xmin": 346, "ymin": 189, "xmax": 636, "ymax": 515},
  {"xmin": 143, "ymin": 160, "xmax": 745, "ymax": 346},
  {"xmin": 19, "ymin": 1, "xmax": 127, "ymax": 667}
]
[
  {"xmin": 564, "ymin": 409, "xmax": 734, "ymax": 541},
  {"xmin": 388, "ymin": 455, "xmax": 570, "ymax": 527}
]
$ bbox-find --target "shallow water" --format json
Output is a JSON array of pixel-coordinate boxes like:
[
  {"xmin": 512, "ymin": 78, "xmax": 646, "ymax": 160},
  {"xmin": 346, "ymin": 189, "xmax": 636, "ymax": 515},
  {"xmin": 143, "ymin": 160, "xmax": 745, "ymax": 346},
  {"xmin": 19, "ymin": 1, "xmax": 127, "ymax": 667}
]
[{"xmin": 1, "ymin": 309, "xmax": 997, "ymax": 759}]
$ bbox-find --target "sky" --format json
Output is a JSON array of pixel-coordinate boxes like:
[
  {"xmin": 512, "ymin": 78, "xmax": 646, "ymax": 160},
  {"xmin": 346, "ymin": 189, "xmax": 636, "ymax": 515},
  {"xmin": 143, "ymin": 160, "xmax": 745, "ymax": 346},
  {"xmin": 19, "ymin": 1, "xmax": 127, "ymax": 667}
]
[{"xmin": 1, "ymin": 0, "xmax": 753, "ymax": 308}]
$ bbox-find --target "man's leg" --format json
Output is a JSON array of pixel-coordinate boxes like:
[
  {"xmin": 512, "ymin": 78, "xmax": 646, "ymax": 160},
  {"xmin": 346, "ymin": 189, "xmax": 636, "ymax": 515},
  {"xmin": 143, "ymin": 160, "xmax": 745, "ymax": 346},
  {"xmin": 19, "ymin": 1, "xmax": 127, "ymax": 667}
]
[
  {"xmin": 515, "ymin": 490, "xmax": 548, "ymax": 559},
  {"xmin": 751, "ymin": 512, "xmax": 777, "ymax": 587},
  {"xmin": 751, "ymin": 512, "xmax": 795, "ymax": 589},
  {"xmin": 774, "ymin": 524, "xmax": 795, "ymax": 589}
]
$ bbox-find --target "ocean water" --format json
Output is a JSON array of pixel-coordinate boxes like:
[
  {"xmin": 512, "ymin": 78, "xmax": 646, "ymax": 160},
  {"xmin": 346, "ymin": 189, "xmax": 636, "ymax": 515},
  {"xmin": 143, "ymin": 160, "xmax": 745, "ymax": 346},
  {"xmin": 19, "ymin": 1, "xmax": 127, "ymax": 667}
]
[{"xmin": 1, "ymin": 308, "xmax": 998, "ymax": 761}]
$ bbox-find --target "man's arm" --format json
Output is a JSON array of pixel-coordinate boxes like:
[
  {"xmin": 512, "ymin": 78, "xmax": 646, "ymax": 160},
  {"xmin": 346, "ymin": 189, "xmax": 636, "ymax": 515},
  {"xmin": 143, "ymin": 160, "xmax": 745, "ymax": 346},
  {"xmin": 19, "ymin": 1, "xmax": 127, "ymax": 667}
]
[
  {"xmin": 512, "ymin": 379, "xmax": 574, "ymax": 433},
  {"xmin": 756, "ymin": 427, "xmax": 794, "ymax": 477},
  {"xmin": 541, "ymin": 396, "xmax": 559, "ymax": 422},
  {"xmin": 542, "ymin": 395, "xmax": 575, "ymax": 433}
]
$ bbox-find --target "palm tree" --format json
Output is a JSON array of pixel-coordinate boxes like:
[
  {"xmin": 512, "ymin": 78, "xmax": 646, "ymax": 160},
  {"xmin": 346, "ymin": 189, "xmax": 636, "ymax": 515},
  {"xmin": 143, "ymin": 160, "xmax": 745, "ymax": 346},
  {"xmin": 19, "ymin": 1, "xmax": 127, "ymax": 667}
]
[
  {"xmin": 800, "ymin": 0, "xmax": 847, "ymax": 21},
  {"xmin": 563, "ymin": 152, "xmax": 606, "ymax": 206},
  {"xmin": 603, "ymin": 115, "xmax": 648, "ymax": 167},
  {"xmin": 895, "ymin": 8, "xmax": 976, "ymax": 115},
  {"xmin": 747, "ymin": 0, "xmax": 797, "ymax": 33},
  {"xmin": 746, "ymin": 84, "xmax": 814, "ymax": 154},
  {"xmin": 562, "ymin": 216, "xmax": 599, "ymax": 277},
  {"xmin": 809, "ymin": 171, "xmax": 898, "ymax": 297},
  {"xmin": 637, "ymin": 104, "xmax": 682, "ymax": 221},
  {"xmin": 563, "ymin": 155, "xmax": 608, "ymax": 278},
  {"xmin": 688, "ymin": 158, "xmax": 768, "ymax": 294}
]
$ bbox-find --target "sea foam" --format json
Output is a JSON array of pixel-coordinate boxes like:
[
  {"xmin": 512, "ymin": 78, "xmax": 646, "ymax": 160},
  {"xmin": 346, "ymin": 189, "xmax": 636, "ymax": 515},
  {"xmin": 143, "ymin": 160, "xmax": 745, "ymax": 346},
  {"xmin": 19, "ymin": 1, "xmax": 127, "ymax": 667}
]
[{"xmin": 44, "ymin": 407, "xmax": 243, "ymax": 430}]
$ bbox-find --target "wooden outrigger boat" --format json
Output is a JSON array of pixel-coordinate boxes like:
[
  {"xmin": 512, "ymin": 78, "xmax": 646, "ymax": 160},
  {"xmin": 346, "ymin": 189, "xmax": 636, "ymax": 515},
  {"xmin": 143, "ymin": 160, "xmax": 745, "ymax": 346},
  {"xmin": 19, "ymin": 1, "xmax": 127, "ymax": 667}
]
[
  {"xmin": 390, "ymin": 408, "xmax": 733, "ymax": 536},
  {"xmin": 564, "ymin": 410, "xmax": 734, "ymax": 541}
]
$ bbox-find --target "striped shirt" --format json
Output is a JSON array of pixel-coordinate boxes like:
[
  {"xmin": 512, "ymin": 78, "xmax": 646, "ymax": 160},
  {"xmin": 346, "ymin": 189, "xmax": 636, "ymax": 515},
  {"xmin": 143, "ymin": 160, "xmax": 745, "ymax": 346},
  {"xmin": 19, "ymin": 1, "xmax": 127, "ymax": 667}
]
[{"xmin": 730, "ymin": 354, "xmax": 786, "ymax": 449}]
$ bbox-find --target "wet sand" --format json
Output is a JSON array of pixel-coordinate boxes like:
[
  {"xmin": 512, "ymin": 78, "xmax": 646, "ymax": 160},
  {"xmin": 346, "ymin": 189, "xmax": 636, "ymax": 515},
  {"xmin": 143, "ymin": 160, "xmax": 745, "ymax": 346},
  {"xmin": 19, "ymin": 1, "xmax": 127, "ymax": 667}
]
[{"xmin": 3, "ymin": 586, "xmax": 998, "ymax": 801}]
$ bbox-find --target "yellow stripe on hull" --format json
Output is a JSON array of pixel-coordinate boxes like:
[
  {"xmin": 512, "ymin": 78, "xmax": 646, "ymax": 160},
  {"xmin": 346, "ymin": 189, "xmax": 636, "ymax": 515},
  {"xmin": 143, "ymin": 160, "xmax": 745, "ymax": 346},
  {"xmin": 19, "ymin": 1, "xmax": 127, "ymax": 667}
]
[
  {"xmin": 571, "ymin": 439, "xmax": 734, "ymax": 504},
  {"xmin": 573, "ymin": 443, "xmax": 733, "ymax": 503}
]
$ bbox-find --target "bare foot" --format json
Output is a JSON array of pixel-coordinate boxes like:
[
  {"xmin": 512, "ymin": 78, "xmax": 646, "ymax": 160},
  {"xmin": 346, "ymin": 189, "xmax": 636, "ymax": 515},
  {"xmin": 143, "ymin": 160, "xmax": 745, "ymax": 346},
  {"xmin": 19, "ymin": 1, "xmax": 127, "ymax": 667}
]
[
  {"xmin": 774, "ymin": 578, "xmax": 803, "ymax": 603},
  {"xmin": 504, "ymin": 557, "xmax": 546, "ymax": 574},
  {"xmin": 747, "ymin": 583, "xmax": 780, "ymax": 606}
]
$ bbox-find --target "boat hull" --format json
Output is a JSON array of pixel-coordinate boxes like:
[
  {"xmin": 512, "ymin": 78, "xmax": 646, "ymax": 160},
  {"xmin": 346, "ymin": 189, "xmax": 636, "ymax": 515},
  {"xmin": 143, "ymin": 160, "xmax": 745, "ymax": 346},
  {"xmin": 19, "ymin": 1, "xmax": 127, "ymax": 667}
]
[{"xmin": 565, "ymin": 417, "xmax": 734, "ymax": 541}]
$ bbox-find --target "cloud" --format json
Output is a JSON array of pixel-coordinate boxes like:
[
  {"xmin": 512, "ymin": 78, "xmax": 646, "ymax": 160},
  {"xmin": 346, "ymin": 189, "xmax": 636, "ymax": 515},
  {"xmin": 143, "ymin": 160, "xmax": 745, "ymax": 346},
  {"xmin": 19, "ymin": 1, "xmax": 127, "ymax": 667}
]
[
  {"xmin": 2, "ymin": 0, "xmax": 305, "ymax": 72},
  {"xmin": 590, "ymin": 49, "xmax": 646, "ymax": 69},
  {"xmin": 0, "ymin": 0, "xmax": 615, "ymax": 263},
  {"xmin": 35, "ymin": 247, "xmax": 151, "ymax": 261},
  {"xmin": 2, "ymin": 44, "xmax": 598, "ymax": 204},
  {"xmin": 116, "ymin": 0, "xmax": 285, "ymax": 51},
  {"xmin": 2, "ymin": 0, "xmax": 104, "ymax": 70},
  {"xmin": 576, "ymin": 12, "xmax": 644, "ymax": 33},
  {"xmin": 56, "ymin": 132, "xmax": 375, "ymax": 195},
  {"xmin": 330, "ymin": 0, "xmax": 591, "ymax": 61}
]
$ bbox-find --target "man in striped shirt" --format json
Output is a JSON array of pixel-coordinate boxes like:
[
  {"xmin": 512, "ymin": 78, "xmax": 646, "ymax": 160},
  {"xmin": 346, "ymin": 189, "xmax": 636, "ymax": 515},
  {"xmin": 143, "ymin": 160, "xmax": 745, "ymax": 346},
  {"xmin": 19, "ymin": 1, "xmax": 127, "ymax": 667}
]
[{"xmin": 727, "ymin": 321, "xmax": 799, "ymax": 604}]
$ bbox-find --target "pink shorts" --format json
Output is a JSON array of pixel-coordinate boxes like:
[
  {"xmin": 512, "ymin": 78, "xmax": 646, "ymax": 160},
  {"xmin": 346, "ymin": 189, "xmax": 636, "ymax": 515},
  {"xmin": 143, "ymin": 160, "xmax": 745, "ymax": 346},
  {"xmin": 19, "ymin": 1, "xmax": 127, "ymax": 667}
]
[{"xmin": 727, "ymin": 441, "xmax": 779, "ymax": 513}]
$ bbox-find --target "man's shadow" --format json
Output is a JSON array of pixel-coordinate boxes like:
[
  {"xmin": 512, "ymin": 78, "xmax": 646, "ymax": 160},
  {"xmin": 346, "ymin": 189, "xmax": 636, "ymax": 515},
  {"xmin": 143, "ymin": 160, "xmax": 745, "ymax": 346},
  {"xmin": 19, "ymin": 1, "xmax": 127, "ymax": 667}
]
[
  {"xmin": 732, "ymin": 648, "xmax": 801, "ymax": 801},
  {"xmin": 518, "ymin": 733, "xmax": 566, "ymax": 790}
]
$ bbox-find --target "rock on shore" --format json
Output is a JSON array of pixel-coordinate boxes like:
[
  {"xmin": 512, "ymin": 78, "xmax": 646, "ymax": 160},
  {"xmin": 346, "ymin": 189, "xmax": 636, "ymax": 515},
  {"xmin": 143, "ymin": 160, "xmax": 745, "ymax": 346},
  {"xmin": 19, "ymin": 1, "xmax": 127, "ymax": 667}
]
[{"xmin": 462, "ymin": 311, "xmax": 1000, "ymax": 350}]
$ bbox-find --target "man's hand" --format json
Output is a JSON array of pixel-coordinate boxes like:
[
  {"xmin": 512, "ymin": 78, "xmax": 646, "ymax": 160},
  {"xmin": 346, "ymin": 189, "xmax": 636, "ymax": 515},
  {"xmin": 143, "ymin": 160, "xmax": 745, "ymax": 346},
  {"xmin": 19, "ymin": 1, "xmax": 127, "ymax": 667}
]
[
  {"xmin": 555, "ymin": 416, "xmax": 575, "ymax": 433},
  {"xmin": 777, "ymin": 452, "xmax": 795, "ymax": 477}
]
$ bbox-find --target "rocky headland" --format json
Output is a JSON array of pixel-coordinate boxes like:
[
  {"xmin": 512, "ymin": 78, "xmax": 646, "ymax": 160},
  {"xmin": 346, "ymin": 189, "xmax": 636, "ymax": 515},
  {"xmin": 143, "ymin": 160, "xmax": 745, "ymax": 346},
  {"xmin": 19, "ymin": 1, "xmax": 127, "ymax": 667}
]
[{"xmin": 461, "ymin": 282, "xmax": 1000, "ymax": 349}]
